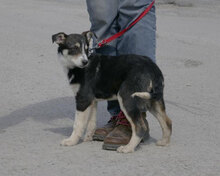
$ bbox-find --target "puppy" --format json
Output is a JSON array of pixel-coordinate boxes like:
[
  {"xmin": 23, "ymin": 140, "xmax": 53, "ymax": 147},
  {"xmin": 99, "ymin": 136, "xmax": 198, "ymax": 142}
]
[{"xmin": 52, "ymin": 31, "xmax": 172, "ymax": 153}]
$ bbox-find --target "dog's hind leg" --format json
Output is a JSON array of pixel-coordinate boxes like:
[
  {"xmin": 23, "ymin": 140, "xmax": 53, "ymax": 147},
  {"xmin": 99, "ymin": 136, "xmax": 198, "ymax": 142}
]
[
  {"xmin": 116, "ymin": 94, "xmax": 149, "ymax": 153},
  {"xmin": 149, "ymin": 99, "xmax": 172, "ymax": 146},
  {"xmin": 61, "ymin": 104, "xmax": 93, "ymax": 146},
  {"xmin": 83, "ymin": 102, "xmax": 97, "ymax": 142}
]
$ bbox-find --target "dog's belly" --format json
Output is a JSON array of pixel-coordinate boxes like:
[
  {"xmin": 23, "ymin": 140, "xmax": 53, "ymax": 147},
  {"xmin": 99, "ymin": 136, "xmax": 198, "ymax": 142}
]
[
  {"xmin": 94, "ymin": 89, "xmax": 118, "ymax": 101},
  {"xmin": 95, "ymin": 94, "xmax": 118, "ymax": 101}
]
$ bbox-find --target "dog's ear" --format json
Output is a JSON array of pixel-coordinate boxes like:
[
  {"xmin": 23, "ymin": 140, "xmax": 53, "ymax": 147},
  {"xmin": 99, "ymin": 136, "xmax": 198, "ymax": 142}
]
[
  {"xmin": 82, "ymin": 31, "xmax": 94, "ymax": 49},
  {"xmin": 52, "ymin": 32, "xmax": 67, "ymax": 44}
]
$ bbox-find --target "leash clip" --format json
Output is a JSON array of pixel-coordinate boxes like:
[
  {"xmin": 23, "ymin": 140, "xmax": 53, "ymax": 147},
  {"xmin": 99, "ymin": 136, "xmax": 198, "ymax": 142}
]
[
  {"xmin": 88, "ymin": 47, "xmax": 96, "ymax": 56},
  {"xmin": 88, "ymin": 39, "xmax": 108, "ymax": 56}
]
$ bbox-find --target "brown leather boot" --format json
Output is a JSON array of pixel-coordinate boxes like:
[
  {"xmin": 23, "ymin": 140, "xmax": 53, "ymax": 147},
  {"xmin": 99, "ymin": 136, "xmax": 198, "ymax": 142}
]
[
  {"xmin": 92, "ymin": 116, "xmax": 117, "ymax": 141},
  {"xmin": 102, "ymin": 111, "xmax": 150, "ymax": 151}
]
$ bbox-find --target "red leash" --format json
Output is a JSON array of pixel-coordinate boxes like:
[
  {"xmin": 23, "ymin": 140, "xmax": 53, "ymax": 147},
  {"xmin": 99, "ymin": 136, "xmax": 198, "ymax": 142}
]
[{"xmin": 97, "ymin": 0, "xmax": 155, "ymax": 48}]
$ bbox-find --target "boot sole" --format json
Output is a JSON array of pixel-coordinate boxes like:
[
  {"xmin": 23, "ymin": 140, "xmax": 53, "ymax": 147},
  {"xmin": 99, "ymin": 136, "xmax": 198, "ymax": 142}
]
[
  {"xmin": 102, "ymin": 133, "xmax": 150, "ymax": 151},
  {"xmin": 92, "ymin": 134, "xmax": 105, "ymax": 141},
  {"xmin": 102, "ymin": 143, "xmax": 123, "ymax": 151}
]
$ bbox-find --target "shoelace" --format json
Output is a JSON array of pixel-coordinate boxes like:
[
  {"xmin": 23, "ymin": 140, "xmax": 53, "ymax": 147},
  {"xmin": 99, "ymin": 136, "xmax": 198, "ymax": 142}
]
[{"xmin": 116, "ymin": 111, "xmax": 131, "ymax": 126}]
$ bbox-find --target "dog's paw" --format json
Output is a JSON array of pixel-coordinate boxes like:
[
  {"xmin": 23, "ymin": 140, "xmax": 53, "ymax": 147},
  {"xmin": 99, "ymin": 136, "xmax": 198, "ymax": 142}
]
[
  {"xmin": 117, "ymin": 145, "xmax": 135, "ymax": 153},
  {"xmin": 156, "ymin": 138, "xmax": 170, "ymax": 146},
  {"xmin": 60, "ymin": 138, "xmax": 78, "ymax": 146}
]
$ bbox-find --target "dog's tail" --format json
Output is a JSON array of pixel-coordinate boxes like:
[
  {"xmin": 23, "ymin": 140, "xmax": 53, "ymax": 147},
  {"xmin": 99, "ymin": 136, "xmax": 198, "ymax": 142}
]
[
  {"xmin": 131, "ymin": 92, "xmax": 151, "ymax": 99},
  {"xmin": 132, "ymin": 78, "xmax": 164, "ymax": 100},
  {"xmin": 131, "ymin": 91, "xmax": 163, "ymax": 100}
]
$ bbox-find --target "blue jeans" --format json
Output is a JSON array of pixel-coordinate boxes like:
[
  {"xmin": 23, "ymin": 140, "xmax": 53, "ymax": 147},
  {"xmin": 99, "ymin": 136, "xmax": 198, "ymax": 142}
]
[{"xmin": 86, "ymin": 0, "xmax": 156, "ymax": 116}]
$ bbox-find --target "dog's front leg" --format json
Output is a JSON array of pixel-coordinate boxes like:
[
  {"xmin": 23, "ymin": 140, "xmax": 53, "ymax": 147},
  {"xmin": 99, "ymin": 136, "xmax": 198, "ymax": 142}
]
[
  {"xmin": 61, "ymin": 105, "xmax": 92, "ymax": 146},
  {"xmin": 83, "ymin": 101, "xmax": 97, "ymax": 142}
]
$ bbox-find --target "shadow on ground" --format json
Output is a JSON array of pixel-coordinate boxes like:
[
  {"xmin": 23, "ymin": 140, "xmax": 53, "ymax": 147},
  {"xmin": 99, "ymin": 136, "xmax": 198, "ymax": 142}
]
[
  {"xmin": 0, "ymin": 96, "xmax": 107, "ymax": 133},
  {"xmin": 0, "ymin": 97, "xmax": 76, "ymax": 131},
  {"xmin": 0, "ymin": 96, "xmax": 210, "ymax": 135}
]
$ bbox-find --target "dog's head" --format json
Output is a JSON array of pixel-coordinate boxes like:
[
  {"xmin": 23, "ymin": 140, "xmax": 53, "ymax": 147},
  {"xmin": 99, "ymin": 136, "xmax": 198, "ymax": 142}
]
[{"xmin": 52, "ymin": 31, "xmax": 93, "ymax": 68}]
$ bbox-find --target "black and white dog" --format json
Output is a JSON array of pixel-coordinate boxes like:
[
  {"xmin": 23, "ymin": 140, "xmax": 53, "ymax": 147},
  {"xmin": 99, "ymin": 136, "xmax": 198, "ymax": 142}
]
[{"xmin": 52, "ymin": 31, "xmax": 172, "ymax": 153}]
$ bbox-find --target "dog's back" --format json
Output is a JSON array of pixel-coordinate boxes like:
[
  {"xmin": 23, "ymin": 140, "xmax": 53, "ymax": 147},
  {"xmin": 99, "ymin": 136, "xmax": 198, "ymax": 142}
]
[{"xmin": 87, "ymin": 54, "xmax": 164, "ymax": 101}]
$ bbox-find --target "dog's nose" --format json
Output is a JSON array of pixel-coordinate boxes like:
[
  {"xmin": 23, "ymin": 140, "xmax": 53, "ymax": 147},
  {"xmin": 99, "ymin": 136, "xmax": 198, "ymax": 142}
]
[{"xmin": 82, "ymin": 60, "xmax": 88, "ymax": 66}]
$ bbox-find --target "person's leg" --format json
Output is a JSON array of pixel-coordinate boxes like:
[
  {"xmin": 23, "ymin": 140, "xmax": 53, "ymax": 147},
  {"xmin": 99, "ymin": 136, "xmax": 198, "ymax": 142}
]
[
  {"xmin": 86, "ymin": 0, "xmax": 121, "ymax": 118},
  {"xmin": 103, "ymin": 0, "xmax": 155, "ymax": 150},
  {"xmin": 86, "ymin": 0, "xmax": 119, "ymax": 51},
  {"xmin": 117, "ymin": 0, "xmax": 156, "ymax": 62},
  {"xmin": 86, "ymin": 0, "xmax": 122, "ymax": 141},
  {"xmin": 87, "ymin": 0, "xmax": 156, "ymax": 61}
]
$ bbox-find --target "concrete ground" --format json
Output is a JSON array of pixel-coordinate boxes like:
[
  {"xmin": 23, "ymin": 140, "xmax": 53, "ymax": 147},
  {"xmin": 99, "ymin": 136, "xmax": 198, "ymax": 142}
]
[{"xmin": 0, "ymin": 0, "xmax": 219, "ymax": 175}]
